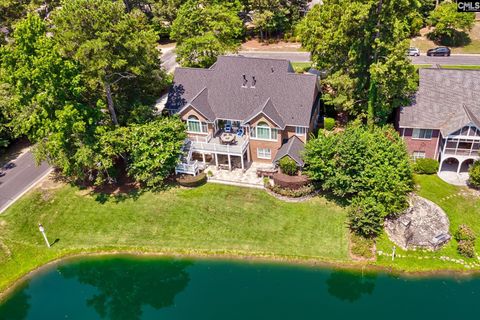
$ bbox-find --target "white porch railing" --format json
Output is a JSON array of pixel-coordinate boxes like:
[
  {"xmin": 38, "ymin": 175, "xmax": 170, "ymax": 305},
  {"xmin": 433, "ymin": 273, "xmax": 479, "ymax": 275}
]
[
  {"xmin": 443, "ymin": 148, "xmax": 480, "ymax": 157},
  {"xmin": 191, "ymin": 137, "xmax": 249, "ymax": 155},
  {"xmin": 175, "ymin": 161, "xmax": 199, "ymax": 176},
  {"xmin": 188, "ymin": 133, "xmax": 212, "ymax": 143}
]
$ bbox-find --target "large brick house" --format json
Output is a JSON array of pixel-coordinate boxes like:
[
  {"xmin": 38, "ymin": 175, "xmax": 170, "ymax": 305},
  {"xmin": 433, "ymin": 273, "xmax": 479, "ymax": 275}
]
[
  {"xmin": 165, "ymin": 56, "xmax": 321, "ymax": 175},
  {"xmin": 397, "ymin": 68, "xmax": 480, "ymax": 175}
]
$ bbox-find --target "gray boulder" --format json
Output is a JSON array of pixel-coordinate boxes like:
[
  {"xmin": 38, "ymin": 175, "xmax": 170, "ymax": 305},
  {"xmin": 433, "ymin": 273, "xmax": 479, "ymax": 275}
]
[{"xmin": 385, "ymin": 195, "xmax": 451, "ymax": 251}]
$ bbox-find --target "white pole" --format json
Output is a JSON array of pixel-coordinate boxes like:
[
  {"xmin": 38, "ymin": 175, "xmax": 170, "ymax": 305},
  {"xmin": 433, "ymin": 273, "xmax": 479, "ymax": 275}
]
[
  {"xmin": 391, "ymin": 246, "xmax": 396, "ymax": 261},
  {"xmin": 38, "ymin": 224, "xmax": 51, "ymax": 248}
]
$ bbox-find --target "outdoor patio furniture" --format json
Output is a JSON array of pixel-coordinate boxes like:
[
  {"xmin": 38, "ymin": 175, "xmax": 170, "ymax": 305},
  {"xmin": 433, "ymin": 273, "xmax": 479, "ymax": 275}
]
[
  {"xmin": 220, "ymin": 132, "xmax": 235, "ymax": 144},
  {"xmin": 256, "ymin": 168, "xmax": 277, "ymax": 178},
  {"xmin": 224, "ymin": 124, "xmax": 232, "ymax": 133},
  {"xmin": 237, "ymin": 129, "xmax": 244, "ymax": 137}
]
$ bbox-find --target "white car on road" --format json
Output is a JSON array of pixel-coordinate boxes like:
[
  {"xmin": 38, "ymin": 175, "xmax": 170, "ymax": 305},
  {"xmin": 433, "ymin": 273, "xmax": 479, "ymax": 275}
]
[{"xmin": 407, "ymin": 47, "xmax": 420, "ymax": 56}]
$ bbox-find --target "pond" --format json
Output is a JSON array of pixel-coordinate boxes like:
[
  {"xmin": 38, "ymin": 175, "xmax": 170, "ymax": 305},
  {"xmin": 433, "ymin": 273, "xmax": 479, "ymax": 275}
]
[{"xmin": 0, "ymin": 256, "xmax": 479, "ymax": 320}]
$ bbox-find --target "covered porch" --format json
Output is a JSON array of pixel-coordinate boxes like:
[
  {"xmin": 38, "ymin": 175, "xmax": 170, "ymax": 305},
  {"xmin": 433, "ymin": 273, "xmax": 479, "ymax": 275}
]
[{"xmin": 438, "ymin": 156, "xmax": 476, "ymax": 186}]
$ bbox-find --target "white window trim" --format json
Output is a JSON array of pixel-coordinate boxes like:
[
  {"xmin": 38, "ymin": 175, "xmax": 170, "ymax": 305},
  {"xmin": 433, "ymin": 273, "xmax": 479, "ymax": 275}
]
[
  {"xmin": 251, "ymin": 124, "xmax": 278, "ymax": 141},
  {"xmin": 187, "ymin": 118, "xmax": 208, "ymax": 134},
  {"xmin": 257, "ymin": 148, "xmax": 272, "ymax": 159},
  {"xmin": 412, "ymin": 151, "xmax": 426, "ymax": 161},
  {"xmin": 295, "ymin": 126, "xmax": 308, "ymax": 136},
  {"xmin": 412, "ymin": 128, "xmax": 433, "ymax": 140}
]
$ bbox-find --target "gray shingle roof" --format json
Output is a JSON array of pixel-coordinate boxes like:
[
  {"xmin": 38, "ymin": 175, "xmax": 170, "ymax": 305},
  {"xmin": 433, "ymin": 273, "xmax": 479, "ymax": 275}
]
[
  {"xmin": 243, "ymin": 97, "xmax": 286, "ymax": 128},
  {"xmin": 273, "ymin": 136, "xmax": 305, "ymax": 166},
  {"xmin": 166, "ymin": 55, "xmax": 319, "ymax": 127},
  {"xmin": 178, "ymin": 87, "xmax": 216, "ymax": 122},
  {"xmin": 398, "ymin": 69, "xmax": 480, "ymax": 136}
]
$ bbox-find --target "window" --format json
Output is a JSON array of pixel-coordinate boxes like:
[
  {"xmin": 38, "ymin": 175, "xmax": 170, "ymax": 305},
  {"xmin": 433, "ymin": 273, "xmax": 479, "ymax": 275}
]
[
  {"xmin": 412, "ymin": 151, "xmax": 425, "ymax": 161},
  {"xmin": 187, "ymin": 115, "xmax": 206, "ymax": 133},
  {"xmin": 412, "ymin": 129, "xmax": 433, "ymax": 139},
  {"xmin": 252, "ymin": 122, "xmax": 277, "ymax": 140},
  {"xmin": 257, "ymin": 148, "xmax": 271, "ymax": 159},
  {"xmin": 295, "ymin": 127, "xmax": 307, "ymax": 135}
]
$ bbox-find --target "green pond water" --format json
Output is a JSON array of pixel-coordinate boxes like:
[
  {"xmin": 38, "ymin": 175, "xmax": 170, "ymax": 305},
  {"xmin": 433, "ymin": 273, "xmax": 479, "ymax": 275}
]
[{"xmin": 0, "ymin": 256, "xmax": 479, "ymax": 320}]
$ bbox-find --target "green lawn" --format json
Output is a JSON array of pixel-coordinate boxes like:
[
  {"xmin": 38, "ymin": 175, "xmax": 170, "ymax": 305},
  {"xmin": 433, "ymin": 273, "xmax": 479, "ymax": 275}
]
[
  {"xmin": 376, "ymin": 175, "xmax": 480, "ymax": 272},
  {"xmin": 291, "ymin": 62, "xmax": 312, "ymax": 73},
  {"xmin": 0, "ymin": 183, "xmax": 348, "ymax": 296}
]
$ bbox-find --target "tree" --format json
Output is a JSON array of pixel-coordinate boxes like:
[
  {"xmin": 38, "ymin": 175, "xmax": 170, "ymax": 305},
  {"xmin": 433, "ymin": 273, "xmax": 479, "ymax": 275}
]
[
  {"xmin": 468, "ymin": 160, "xmax": 480, "ymax": 188},
  {"xmin": 303, "ymin": 124, "xmax": 413, "ymax": 236},
  {"xmin": 171, "ymin": 0, "xmax": 243, "ymax": 67},
  {"xmin": 53, "ymin": 0, "xmax": 169, "ymax": 126},
  {"xmin": 296, "ymin": 0, "xmax": 418, "ymax": 123},
  {"xmin": 428, "ymin": 1, "xmax": 475, "ymax": 46},
  {"xmin": 126, "ymin": 117, "xmax": 186, "ymax": 187}
]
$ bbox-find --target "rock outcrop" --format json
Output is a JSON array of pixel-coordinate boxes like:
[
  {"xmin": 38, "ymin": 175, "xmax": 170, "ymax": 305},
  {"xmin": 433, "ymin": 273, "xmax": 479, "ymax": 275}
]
[{"xmin": 385, "ymin": 195, "xmax": 451, "ymax": 251}]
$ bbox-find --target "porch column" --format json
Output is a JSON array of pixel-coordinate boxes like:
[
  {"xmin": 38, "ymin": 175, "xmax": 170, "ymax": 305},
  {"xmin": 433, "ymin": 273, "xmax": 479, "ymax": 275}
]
[
  {"xmin": 202, "ymin": 153, "xmax": 206, "ymax": 164},
  {"xmin": 215, "ymin": 153, "xmax": 218, "ymax": 168},
  {"xmin": 246, "ymin": 147, "xmax": 251, "ymax": 162},
  {"xmin": 228, "ymin": 154, "xmax": 232, "ymax": 171},
  {"xmin": 457, "ymin": 159, "xmax": 462, "ymax": 174},
  {"xmin": 241, "ymin": 153, "xmax": 245, "ymax": 172}
]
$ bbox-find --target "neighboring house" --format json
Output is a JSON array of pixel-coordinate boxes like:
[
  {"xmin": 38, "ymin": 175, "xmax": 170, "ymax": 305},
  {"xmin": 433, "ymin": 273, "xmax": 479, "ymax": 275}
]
[
  {"xmin": 165, "ymin": 56, "xmax": 321, "ymax": 175},
  {"xmin": 397, "ymin": 68, "xmax": 480, "ymax": 176}
]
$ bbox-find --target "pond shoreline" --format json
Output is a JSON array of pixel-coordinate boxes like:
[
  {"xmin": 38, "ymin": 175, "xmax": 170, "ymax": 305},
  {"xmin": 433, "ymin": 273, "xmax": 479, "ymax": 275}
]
[{"xmin": 2, "ymin": 249, "xmax": 480, "ymax": 303}]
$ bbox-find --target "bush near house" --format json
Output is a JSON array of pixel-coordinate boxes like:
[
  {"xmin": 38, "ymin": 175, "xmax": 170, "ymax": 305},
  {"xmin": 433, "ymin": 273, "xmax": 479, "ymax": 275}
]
[
  {"xmin": 324, "ymin": 117, "xmax": 335, "ymax": 131},
  {"xmin": 413, "ymin": 158, "xmax": 439, "ymax": 174},
  {"xmin": 303, "ymin": 124, "xmax": 413, "ymax": 237},
  {"xmin": 457, "ymin": 240, "xmax": 476, "ymax": 258},
  {"xmin": 278, "ymin": 156, "xmax": 298, "ymax": 176},
  {"xmin": 468, "ymin": 160, "xmax": 480, "ymax": 188}
]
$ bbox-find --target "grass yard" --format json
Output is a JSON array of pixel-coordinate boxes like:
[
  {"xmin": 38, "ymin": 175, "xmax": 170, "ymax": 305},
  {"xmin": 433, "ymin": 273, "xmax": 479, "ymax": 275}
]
[
  {"xmin": 0, "ymin": 182, "xmax": 348, "ymax": 296},
  {"xmin": 376, "ymin": 175, "xmax": 480, "ymax": 272},
  {"xmin": 291, "ymin": 62, "xmax": 312, "ymax": 73}
]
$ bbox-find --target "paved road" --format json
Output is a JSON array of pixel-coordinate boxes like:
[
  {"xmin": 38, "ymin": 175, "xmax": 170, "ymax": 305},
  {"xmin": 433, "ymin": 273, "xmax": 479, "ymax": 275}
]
[
  {"xmin": 411, "ymin": 54, "xmax": 480, "ymax": 66},
  {"xmin": 160, "ymin": 46, "xmax": 178, "ymax": 73},
  {"xmin": 238, "ymin": 51, "xmax": 311, "ymax": 62},
  {"xmin": 0, "ymin": 151, "xmax": 51, "ymax": 213}
]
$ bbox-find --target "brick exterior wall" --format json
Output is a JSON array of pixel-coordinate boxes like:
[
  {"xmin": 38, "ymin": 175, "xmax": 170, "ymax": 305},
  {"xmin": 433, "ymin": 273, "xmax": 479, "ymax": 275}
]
[
  {"xmin": 248, "ymin": 115, "xmax": 282, "ymax": 163},
  {"xmin": 401, "ymin": 128, "xmax": 441, "ymax": 160}
]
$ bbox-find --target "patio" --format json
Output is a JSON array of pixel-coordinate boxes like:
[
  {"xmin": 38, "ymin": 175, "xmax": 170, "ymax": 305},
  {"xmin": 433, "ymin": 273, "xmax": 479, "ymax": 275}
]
[{"xmin": 205, "ymin": 161, "xmax": 274, "ymax": 187}]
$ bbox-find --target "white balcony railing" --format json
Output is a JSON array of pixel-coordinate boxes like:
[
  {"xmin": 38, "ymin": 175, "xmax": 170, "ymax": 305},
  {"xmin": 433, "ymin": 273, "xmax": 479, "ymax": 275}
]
[
  {"xmin": 191, "ymin": 136, "xmax": 249, "ymax": 155},
  {"xmin": 175, "ymin": 161, "xmax": 200, "ymax": 176},
  {"xmin": 443, "ymin": 148, "xmax": 480, "ymax": 157}
]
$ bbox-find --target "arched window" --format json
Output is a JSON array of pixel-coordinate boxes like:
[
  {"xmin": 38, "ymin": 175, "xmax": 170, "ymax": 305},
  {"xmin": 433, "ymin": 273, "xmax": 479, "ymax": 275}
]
[
  {"xmin": 187, "ymin": 115, "xmax": 202, "ymax": 133},
  {"xmin": 254, "ymin": 121, "xmax": 277, "ymax": 140}
]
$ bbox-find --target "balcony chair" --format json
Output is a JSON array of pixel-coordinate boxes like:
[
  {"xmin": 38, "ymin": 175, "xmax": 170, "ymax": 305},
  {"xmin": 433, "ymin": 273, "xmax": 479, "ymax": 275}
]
[
  {"xmin": 236, "ymin": 129, "xmax": 244, "ymax": 137},
  {"xmin": 224, "ymin": 124, "xmax": 232, "ymax": 133}
]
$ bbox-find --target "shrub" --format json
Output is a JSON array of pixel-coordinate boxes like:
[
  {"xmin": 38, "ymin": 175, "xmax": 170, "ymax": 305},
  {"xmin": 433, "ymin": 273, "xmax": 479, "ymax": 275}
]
[
  {"xmin": 350, "ymin": 233, "xmax": 375, "ymax": 259},
  {"xmin": 206, "ymin": 170, "xmax": 213, "ymax": 177},
  {"xmin": 413, "ymin": 158, "xmax": 439, "ymax": 174},
  {"xmin": 468, "ymin": 161, "xmax": 480, "ymax": 188},
  {"xmin": 324, "ymin": 117, "xmax": 335, "ymax": 131},
  {"xmin": 176, "ymin": 172, "xmax": 207, "ymax": 187},
  {"xmin": 267, "ymin": 184, "xmax": 315, "ymax": 198},
  {"xmin": 348, "ymin": 196, "xmax": 385, "ymax": 237},
  {"xmin": 279, "ymin": 156, "xmax": 298, "ymax": 176},
  {"xmin": 304, "ymin": 124, "xmax": 413, "ymax": 232},
  {"xmin": 457, "ymin": 240, "xmax": 476, "ymax": 258},
  {"xmin": 455, "ymin": 224, "xmax": 476, "ymax": 242},
  {"xmin": 272, "ymin": 172, "xmax": 309, "ymax": 190}
]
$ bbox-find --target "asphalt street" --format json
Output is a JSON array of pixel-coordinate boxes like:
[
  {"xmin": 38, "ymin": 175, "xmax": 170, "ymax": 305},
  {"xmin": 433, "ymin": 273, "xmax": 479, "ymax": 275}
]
[
  {"xmin": 160, "ymin": 48, "xmax": 480, "ymax": 73},
  {"xmin": 0, "ymin": 151, "xmax": 51, "ymax": 213}
]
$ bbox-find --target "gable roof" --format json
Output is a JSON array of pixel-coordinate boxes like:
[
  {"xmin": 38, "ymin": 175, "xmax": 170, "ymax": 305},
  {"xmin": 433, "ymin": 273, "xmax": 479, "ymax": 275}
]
[
  {"xmin": 166, "ymin": 55, "xmax": 319, "ymax": 127},
  {"xmin": 243, "ymin": 98, "xmax": 286, "ymax": 129},
  {"xmin": 273, "ymin": 136, "xmax": 305, "ymax": 166},
  {"xmin": 398, "ymin": 69, "xmax": 480, "ymax": 136},
  {"xmin": 178, "ymin": 87, "xmax": 216, "ymax": 122}
]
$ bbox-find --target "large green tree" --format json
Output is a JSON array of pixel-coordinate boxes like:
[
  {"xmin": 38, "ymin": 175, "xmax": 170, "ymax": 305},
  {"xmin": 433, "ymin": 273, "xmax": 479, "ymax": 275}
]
[
  {"xmin": 428, "ymin": 1, "xmax": 475, "ymax": 46},
  {"xmin": 171, "ymin": 0, "xmax": 244, "ymax": 67},
  {"xmin": 297, "ymin": 0, "xmax": 419, "ymax": 123},
  {"xmin": 303, "ymin": 124, "xmax": 413, "ymax": 237},
  {"xmin": 53, "ymin": 0, "xmax": 169, "ymax": 126}
]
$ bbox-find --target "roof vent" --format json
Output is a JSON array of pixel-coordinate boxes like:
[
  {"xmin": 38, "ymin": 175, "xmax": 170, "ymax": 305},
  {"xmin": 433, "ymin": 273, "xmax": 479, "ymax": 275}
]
[
  {"xmin": 242, "ymin": 74, "xmax": 247, "ymax": 87},
  {"xmin": 251, "ymin": 76, "xmax": 256, "ymax": 88},
  {"xmin": 271, "ymin": 66, "xmax": 274, "ymax": 73}
]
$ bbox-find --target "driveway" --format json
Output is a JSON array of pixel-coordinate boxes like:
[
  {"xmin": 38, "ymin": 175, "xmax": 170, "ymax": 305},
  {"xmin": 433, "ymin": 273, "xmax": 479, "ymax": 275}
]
[{"xmin": 0, "ymin": 150, "xmax": 52, "ymax": 213}]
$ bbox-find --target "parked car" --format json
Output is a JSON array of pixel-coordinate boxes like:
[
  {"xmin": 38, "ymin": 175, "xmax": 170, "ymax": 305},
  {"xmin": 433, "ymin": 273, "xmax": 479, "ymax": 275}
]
[
  {"xmin": 426, "ymin": 47, "xmax": 451, "ymax": 57},
  {"xmin": 407, "ymin": 47, "xmax": 420, "ymax": 56}
]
